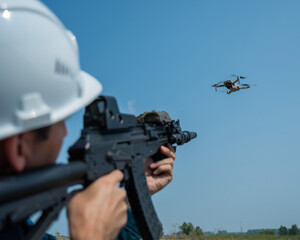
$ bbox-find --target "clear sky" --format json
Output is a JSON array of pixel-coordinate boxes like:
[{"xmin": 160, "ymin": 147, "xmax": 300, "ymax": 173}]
[{"xmin": 41, "ymin": 0, "xmax": 300, "ymax": 235}]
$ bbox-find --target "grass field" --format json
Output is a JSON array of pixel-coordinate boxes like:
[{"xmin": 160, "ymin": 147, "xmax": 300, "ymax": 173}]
[{"xmin": 162, "ymin": 235, "xmax": 300, "ymax": 240}]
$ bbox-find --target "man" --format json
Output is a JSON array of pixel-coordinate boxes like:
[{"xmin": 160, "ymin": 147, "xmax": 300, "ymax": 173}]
[{"xmin": 0, "ymin": 0, "xmax": 175, "ymax": 239}]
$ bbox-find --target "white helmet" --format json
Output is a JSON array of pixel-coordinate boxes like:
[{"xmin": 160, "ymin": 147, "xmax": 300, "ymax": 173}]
[{"xmin": 0, "ymin": 0, "xmax": 102, "ymax": 140}]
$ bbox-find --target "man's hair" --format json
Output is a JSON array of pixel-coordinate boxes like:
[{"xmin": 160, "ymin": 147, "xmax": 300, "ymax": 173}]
[{"xmin": 33, "ymin": 126, "xmax": 51, "ymax": 140}]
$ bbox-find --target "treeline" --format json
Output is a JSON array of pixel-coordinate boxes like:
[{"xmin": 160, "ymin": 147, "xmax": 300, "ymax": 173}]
[
  {"xmin": 164, "ymin": 223, "xmax": 300, "ymax": 238},
  {"xmin": 247, "ymin": 224, "xmax": 299, "ymax": 236}
]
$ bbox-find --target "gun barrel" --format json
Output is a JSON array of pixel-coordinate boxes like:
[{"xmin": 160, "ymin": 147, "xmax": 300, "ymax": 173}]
[{"xmin": 169, "ymin": 131, "xmax": 197, "ymax": 145}]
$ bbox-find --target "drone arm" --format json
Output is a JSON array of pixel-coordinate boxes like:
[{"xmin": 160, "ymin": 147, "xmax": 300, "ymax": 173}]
[
  {"xmin": 212, "ymin": 83, "xmax": 225, "ymax": 92},
  {"xmin": 233, "ymin": 77, "xmax": 240, "ymax": 84},
  {"xmin": 239, "ymin": 84, "xmax": 250, "ymax": 89},
  {"xmin": 215, "ymin": 84, "xmax": 225, "ymax": 92}
]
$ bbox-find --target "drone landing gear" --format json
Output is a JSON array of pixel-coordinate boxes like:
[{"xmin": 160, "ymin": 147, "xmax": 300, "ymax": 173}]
[{"xmin": 227, "ymin": 91, "xmax": 232, "ymax": 94}]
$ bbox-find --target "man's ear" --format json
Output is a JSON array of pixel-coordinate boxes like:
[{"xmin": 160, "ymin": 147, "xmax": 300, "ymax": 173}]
[{"xmin": 4, "ymin": 135, "xmax": 27, "ymax": 172}]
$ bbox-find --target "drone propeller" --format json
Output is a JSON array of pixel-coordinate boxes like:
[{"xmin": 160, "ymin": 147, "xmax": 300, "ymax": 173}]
[
  {"xmin": 231, "ymin": 74, "xmax": 246, "ymax": 79},
  {"xmin": 211, "ymin": 84, "xmax": 218, "ymax": 92}
]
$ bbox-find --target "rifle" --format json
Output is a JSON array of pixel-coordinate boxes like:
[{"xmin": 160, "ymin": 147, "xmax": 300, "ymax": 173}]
[{"xmin": 0, "ymin": 96, "xmax": 197, "ymax": 240}]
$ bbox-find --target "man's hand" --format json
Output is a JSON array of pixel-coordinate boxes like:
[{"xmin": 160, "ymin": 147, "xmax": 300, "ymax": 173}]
[
  {"xmin": 67, "ymin": 170, "xmax": 127, "ymax": 240},
  {"xmin": 144, "ymin": 144, "xmax": 176, "ymax": 195}
]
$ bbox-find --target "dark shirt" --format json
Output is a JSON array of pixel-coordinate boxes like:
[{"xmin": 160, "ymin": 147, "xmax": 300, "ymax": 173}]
[{"xmin": 0, "ymin": 220, "xmax": 56, "ymax": 240}]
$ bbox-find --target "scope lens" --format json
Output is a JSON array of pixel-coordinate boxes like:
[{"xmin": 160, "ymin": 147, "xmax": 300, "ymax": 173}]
[{"xmin": 97, "ymin": 101, "xmax": 105, "ymax": 113}]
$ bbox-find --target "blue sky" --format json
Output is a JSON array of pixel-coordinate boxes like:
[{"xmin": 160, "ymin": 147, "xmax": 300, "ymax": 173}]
[{"xmin": 41, "ymin": 0, "xmax": 300, "ymax": 235}]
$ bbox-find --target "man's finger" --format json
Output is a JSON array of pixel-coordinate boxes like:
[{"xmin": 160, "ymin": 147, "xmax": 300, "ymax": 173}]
[
  {"xmin": 102, "ymin": 170, "xmax": 124, "ymax": 183},
  {"xmin": 160, "ymin": 146, "xmax": 176, "ymax": 159},
  {"xmin": 153, "ymin": 164, "xmax": 173, "ymax": 176},
  {"xmin": 150, "ymin": 158, "xmax": 174, "ymax": 169}
]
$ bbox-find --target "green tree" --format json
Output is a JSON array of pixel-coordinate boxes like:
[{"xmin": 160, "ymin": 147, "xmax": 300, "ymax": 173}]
[
  {"xmin": 187, "ymin": 222, "xmax": 195, "ymax": 235},
  {"xmin": 279, "ymin": 225, "xmax": 288, "ymax": 235},
  {"xmin": 179, "ymin": 222, "xmax": 195, "ymax": 236},
  {"xmin": 179, "ymin": 222, "xmax": 189, "ymax": 235},
  {"xmin": 195, "ymin": 226, "xmax": 203, "ymax": 236},
  {"xmin": 289, "ymin": 224, "xmax": 299, "ymax": 235}
]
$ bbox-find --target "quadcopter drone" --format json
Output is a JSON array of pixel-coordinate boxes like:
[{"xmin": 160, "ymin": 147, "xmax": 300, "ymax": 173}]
[{"xmin": 212, "ymin": 75, "xmax": 251, "ymax": 94}]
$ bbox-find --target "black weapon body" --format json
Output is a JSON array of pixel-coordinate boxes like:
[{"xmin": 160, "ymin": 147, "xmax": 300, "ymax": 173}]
[{"xmin": 0, "ymin": 96, "xmax": 197, "ymax": 240}]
